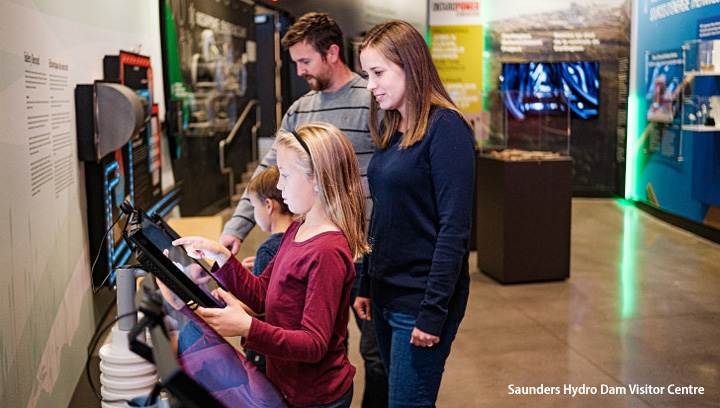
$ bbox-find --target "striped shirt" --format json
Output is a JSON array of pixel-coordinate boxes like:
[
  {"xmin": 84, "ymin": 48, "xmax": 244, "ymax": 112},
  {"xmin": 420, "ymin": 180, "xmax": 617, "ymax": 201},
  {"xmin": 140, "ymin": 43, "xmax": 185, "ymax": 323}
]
[{"xmin": 223, "ymin": 73, "xmax": 374, "ymax": 241}]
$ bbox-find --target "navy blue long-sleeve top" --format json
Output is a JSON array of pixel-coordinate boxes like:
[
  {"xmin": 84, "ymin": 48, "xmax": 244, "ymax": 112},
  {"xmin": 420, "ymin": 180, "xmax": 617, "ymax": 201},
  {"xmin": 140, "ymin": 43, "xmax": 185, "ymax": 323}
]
[{"xmin": 358, "ymin": 108, "xmax": 475, "ymax": 336}]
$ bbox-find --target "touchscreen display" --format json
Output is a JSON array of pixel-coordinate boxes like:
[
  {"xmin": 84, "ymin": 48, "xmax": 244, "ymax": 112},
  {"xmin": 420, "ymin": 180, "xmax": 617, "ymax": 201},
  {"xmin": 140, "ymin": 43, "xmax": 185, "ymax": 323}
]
[
  {"xmin": 124, "ymin": 207, "xmax": 225, "ymax": 308},
  {"xmin": 141, "ymin": 214, "xmax": 217, "ymax": 294}
]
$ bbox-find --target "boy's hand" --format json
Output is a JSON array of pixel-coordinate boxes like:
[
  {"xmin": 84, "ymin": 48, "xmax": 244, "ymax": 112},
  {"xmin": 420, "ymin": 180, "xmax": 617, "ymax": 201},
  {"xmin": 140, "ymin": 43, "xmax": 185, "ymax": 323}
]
[
  {"xmin": 353, "ymin": 296, "xmax": 373, "ymax": 321},
  {"xmin": 155, "ymin": 278, "xmax": 185, "ymax": 310},
  {"xmin": 241, "ymin": 256, "xmax": 255, "ymax": 272}
]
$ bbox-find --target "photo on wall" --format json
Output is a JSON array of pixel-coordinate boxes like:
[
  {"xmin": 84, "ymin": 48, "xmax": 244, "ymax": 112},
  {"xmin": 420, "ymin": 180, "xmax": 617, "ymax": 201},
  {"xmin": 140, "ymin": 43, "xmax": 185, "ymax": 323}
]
[{"xmin": 645, "ymin": 49, "xmax": 684, "ymax": 123}]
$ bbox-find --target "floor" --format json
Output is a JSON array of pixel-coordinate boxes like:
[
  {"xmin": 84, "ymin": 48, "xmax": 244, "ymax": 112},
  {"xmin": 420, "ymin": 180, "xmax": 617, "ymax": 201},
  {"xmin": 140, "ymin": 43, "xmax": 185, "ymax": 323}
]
[
  {"xmin": 345, "ymin": 198, "xmax": 720, "ymax": 407},
  {"xmin": 70, "ymin": 198, "xmax": 720, "ymax": 407}
]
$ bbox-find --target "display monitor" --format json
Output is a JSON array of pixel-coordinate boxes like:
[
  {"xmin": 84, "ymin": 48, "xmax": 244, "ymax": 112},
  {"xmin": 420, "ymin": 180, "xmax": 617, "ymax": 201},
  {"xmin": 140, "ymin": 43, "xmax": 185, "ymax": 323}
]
[
  {"xmin": 500, "ymin": 61, "xmax": 600, "ymax": 119},
  {"xmin": 122, "ymin": 204, "xmax": 226, "ymax": 309}
]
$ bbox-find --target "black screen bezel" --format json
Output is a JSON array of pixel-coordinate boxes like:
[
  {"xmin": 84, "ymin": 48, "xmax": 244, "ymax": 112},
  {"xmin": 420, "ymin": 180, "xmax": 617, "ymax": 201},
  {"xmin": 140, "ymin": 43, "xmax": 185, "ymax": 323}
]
[{"xmin": 123, "ymin": 207, "xmax": 226, "ymax": 309}]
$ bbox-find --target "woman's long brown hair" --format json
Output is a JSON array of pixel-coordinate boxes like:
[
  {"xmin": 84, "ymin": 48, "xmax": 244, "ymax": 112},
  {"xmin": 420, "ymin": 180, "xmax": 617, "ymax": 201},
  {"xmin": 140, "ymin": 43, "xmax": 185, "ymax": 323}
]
[{"xmin": 360, "ymin": 20, "xmax": 471, "ymax": 149}]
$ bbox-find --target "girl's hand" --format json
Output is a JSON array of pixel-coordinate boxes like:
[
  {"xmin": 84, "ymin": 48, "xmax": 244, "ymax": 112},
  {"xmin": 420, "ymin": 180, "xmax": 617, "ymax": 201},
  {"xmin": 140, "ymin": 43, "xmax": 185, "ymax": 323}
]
[
  {"xmin": 172, "ymin": 236, "xmax": 231, "ymax": 267},
  {"xmin": 410, "ymin": 327, "xmax": 440, "ymax": 348},
  {"xmin": 353, "ymin": 296, "xmax": 373, "ymax": 321},
  {"xmin": 196, "ymin": 288, "xmax": 253, "ymax": 337}
]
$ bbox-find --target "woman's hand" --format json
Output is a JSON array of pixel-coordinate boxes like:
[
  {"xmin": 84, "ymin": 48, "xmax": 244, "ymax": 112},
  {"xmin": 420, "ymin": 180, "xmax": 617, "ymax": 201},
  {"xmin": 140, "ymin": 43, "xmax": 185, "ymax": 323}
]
[
  {"xmin": 410, "ymin": 327, "xmax": 440, "ymax": 348},
  {"xmin": 353, "ymin": 296, "xmax": 373, "ymax": 321},
  {"xmin": 196, "ymin": 288, "xmax": 253, "ymax": 338},
  {"xmin": 172, "ymin": 236, "xmax": 231, "ymax": 267}
]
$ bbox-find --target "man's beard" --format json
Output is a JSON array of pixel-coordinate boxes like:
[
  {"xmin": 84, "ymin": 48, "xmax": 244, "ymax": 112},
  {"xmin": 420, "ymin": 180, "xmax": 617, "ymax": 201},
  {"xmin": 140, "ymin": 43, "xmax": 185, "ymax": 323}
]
[{"xmin": 304, "ymin": 72, "xmax": 331, "ymax": 92}]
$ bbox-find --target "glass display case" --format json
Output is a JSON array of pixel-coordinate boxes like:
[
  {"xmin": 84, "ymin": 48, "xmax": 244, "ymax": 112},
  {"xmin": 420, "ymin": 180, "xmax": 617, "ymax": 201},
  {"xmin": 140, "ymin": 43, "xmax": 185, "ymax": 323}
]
[
  {"xmin": 474, "ymin": 92, "xmax": 573, "ymax": 283},
  {"xmin": 681, "ymin": 94, "xmax": 720, "ymax": 131},
  {"xmin": 683, "ymin": 39, "xmax": 720, "ymax": 74},
  {"xmin": 478, "ymin": 90, "xmax": 571, "ymax": 157}
]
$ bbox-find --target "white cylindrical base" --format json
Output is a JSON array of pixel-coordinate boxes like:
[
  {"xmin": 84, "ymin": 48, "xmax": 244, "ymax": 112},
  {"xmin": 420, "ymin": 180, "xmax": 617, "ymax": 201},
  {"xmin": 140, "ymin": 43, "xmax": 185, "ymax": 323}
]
[{"xmin": 99, "ymin": 326, "xmax": 158, "ymax": 408}]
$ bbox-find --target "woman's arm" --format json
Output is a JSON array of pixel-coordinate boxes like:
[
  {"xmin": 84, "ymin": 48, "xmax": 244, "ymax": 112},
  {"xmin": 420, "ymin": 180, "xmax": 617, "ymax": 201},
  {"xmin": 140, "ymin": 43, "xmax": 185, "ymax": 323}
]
[{"xmin": 416, "ymin": 111, "xmax": 475, "ymax": 337}]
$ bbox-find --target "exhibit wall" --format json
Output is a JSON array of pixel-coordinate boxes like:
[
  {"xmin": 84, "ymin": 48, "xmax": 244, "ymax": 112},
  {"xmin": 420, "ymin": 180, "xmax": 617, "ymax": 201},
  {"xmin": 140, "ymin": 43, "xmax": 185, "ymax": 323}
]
[
  {"xmin": 627, "ymin": 0, "xmax": 720, "ymax": 231},
  {"xmin": 482, "ymin": 0, "xmax": 631, "ymax": 195},
  {"xmin": 0, "ymin": 1, "xmax": 163, "ymax": 407}
]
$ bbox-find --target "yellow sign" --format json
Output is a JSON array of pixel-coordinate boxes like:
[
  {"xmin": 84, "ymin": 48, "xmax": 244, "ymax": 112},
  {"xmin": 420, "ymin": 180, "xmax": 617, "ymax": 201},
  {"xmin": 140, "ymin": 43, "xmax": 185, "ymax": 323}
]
[{"xmin": 430, "ymin": 25, "xmax": 483, "ymax": 113}]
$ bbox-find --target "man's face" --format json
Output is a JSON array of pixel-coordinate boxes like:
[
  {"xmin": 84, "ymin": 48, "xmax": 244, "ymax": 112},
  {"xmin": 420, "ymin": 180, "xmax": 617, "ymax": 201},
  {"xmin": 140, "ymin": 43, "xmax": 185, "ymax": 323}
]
[{"xmin": 288, "ymin": 40, "xmax": 333, "ymax": 92}]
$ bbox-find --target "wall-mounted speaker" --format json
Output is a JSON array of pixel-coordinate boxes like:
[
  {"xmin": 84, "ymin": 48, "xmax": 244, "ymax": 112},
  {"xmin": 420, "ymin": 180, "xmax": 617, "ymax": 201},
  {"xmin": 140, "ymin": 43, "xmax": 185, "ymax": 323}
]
[{"xmin": 75, "ymin": 82, "xmax": 149, "ymax": 161}]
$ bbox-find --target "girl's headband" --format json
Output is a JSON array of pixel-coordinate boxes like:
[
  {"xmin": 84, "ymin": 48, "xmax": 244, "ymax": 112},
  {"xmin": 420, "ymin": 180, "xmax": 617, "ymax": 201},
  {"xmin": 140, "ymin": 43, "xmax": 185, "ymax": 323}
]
[{"xmin": 292, "ymin": 130, "xmax": 312, "ymax": 159}]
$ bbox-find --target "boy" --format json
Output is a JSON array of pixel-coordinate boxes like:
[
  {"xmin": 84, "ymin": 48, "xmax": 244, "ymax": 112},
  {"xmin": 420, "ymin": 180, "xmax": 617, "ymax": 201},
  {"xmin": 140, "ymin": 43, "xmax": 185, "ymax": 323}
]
[{"xmin": 241, "ymin": 165, "xmax": 293, "ymax": 372}]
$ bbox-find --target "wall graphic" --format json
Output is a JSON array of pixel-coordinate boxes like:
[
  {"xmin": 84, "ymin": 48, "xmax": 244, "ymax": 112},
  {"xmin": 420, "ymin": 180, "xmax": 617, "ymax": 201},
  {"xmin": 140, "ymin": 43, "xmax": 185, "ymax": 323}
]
[
  {"xmin": 629, "ymin": 0, "xmax": 720, "ymax": 230},
  {"xmin": 0, "ymin": 1, "xmax": 162, "ymax": 407}
]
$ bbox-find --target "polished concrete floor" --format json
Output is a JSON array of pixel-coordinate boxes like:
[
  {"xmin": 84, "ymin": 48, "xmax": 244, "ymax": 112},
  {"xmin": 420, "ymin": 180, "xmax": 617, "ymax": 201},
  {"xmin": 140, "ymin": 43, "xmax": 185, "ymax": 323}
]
[
  {"xmin": 345, "ymin": 198, "xmax": 720, "ymax": 407},
  {"xmin": 71, "ymin": 198, "xmax": 720, "ymax": 407}
]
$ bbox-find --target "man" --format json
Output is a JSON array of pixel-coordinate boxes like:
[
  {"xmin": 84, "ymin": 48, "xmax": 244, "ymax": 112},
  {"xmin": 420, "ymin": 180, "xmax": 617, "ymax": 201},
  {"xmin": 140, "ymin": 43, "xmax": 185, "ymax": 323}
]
[{"xmin": 219, "ymin": 12, "xmax": 388, "ymax": 408}]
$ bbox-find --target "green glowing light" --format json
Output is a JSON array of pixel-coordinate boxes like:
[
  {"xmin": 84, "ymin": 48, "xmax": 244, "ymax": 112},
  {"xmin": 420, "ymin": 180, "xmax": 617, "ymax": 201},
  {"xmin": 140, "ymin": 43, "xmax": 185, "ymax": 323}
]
[
  {"xmin": 625, "ymin": 94, "xmax": 640, "ymax": 200},
  {"xmin": 618, "ymin": 198, "xmax": 637, "ymax": 318}
]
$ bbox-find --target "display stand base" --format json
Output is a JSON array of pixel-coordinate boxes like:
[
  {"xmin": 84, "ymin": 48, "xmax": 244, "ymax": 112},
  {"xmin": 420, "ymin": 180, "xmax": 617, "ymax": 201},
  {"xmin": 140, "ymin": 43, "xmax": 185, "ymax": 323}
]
[{"xmin": 476, "ymin": 155, "xmax": 573, "ymax": 284}]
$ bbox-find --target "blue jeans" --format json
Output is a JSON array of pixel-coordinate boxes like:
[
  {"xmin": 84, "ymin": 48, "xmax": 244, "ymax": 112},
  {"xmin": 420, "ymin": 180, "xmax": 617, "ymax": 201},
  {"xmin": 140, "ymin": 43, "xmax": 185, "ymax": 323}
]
[{"xmin": 372, "ymin": 304, "xmax": 461, "ymax": 408}]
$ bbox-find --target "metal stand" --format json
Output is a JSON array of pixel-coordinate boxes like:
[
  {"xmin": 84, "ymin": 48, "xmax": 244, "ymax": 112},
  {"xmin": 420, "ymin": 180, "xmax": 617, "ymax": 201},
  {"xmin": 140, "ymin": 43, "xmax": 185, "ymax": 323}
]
[{"xmin": 98, "ymin": 266, "xmax": 158, "ymax": 408}]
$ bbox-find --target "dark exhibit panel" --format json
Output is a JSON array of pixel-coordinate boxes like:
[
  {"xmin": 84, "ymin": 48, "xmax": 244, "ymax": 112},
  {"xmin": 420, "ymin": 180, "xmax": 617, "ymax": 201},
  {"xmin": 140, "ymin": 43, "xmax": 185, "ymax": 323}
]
[
  {"xmin": 161, "ymin": 0, "xmax": 257, "ymax": 216},
  {"xmin": 76, "ymin": 51, "xmax": 174, "ymax": 289},
  {"xmin": 476, "ymin": 155, "xmax": 573, "ymax": 283},
  {"xmin": 255, "ymin": 11, "xmax": 293, "ymax": 139}
]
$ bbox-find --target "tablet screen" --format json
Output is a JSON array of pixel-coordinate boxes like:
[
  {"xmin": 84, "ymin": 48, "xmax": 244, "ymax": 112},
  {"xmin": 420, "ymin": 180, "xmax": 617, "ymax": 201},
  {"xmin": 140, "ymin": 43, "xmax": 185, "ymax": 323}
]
[{"xmin": 124, "ymin": 207, "xmax": 225, "ymax": 309}]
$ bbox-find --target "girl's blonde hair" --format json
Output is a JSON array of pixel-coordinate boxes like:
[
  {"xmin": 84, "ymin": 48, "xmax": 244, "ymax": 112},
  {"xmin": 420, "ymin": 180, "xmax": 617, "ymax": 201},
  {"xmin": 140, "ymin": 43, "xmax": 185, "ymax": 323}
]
[
  {"xmin": 360, "ymin": 20, "xmax": 472, "ymax": 149},
  {"xmin": 276, "ymin": 122, "xmax": 370, "ymax": 260}
]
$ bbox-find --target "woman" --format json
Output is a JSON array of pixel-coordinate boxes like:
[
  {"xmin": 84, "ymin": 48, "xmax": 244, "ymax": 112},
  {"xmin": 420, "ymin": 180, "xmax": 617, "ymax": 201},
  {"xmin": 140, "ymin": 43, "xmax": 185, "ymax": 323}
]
[{"xmin": 353, "ymin": 20, "xmax": 476, "ymax": 407}]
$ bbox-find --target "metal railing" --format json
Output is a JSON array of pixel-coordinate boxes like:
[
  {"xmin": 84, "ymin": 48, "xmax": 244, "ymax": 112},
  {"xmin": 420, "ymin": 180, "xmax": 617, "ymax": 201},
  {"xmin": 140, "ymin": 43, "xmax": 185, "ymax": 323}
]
[{"xmin": 219, "ymin": 99, "xmax": 260, "ymax": 202}]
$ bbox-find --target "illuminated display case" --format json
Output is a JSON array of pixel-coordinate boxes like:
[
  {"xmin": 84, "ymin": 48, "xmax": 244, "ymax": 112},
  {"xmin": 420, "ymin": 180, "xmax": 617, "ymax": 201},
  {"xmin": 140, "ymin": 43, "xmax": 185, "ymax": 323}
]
[
  {"xmin": 474, "ymin": 92, "xmax": 573, "ymax": 283},
  {"xmin": 479, "ymin": 90, "xmax": 571, "ymax": 156},
  {"xmin": 683, "ymin": 39, "xmax": 720, "ymax": 74}
]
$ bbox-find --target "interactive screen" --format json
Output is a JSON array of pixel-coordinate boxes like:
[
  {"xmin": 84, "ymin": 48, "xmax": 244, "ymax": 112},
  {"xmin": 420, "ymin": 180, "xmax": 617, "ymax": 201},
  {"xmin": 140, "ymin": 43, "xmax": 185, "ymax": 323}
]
[
  {"xmin": 123, "ymin": 206, "xmax": 226, "ymax": 309},
  {"xmin": 501, "ymin": 61, "xmax": 600, "ymax": 119}
]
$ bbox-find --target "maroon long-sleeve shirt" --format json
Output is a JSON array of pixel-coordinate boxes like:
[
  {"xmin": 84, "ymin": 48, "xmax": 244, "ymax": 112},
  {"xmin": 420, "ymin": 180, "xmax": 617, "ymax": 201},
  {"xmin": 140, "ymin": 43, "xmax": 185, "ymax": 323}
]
[{"xmin": 213, "ymin": 220, "xmax": 355, "ymax": 407}]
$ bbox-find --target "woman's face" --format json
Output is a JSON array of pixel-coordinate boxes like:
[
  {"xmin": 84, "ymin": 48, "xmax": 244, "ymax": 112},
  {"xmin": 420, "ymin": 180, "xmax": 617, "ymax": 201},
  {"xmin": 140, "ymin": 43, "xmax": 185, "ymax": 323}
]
[
  {"xmin": 276, "ymin": 145, "xmax": 318, "ymax": 215},
  {"xmin": 361, "ymin": 46, "xmax": 407, "ymax": 117}
]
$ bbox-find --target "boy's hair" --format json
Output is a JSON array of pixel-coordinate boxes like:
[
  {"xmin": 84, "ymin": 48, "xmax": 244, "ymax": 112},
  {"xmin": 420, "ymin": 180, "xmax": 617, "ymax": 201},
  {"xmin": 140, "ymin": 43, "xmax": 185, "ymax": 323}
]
[
  {"xmin": 360, "ymin": 20, "xmax": 471, "ymax": 149},
  {"xmin": 281, "ymin": 12, "xmax": 347, "ymax": 64},
  {"xmin": 247, "ymin": 165, "xmax": 291, "ymax": 215},
  {"xmin": 276, "ymin": 123, "xmax": 369, "ymax": 260}
]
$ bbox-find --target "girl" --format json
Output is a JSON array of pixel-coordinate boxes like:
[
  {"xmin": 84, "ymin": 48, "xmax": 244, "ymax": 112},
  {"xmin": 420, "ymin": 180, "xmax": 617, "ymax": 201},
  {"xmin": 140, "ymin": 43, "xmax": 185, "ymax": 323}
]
[
  {"xmin": 353, "ymin": 20, "xmax": 476, "ymax": 408},
  {"xmin": 174, "ymin": 122, "xmax": 369, "ymax": 408}
]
